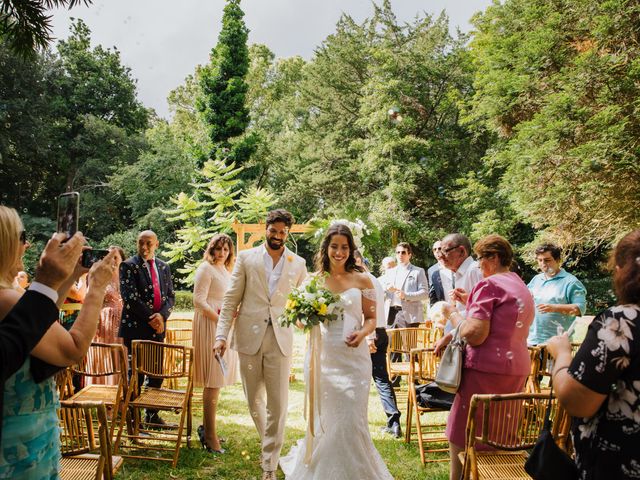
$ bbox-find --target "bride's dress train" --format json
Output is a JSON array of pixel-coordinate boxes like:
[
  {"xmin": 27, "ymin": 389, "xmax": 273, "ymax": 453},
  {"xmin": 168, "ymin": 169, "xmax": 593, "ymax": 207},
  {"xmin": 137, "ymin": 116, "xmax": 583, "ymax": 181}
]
[{"xmin": 280, "ymin": 288, "xmax": 393, "ymax": 479}]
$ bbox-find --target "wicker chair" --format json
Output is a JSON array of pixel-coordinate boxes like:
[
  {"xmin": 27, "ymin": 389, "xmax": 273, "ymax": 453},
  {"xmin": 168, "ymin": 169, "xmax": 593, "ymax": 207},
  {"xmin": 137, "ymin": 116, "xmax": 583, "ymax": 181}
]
[
  {"xmin": 386, "ymin": 327, "xmax": 433, "ymax": 381},
  {"xmin": 67, "ymin": 343, "xmax": 128, "ymax": 440},
  {"xmin": 114, "ymin": 340, "xmax": 194, "ymax": 467},
  {"xmin": 165, "ymin": 327, "xmax": 193, "ymax": 390},
  {"xmin": 459, "ymin": 392, "xmax": 569, "ymax": 480},
  {"xmin": 59, "ymin": 400, "xmax": 123, "ymax": 480}
]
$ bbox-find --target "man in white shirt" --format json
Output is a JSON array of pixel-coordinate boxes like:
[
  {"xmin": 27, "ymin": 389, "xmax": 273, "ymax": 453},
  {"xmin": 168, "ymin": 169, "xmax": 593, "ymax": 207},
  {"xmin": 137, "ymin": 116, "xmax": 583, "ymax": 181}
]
[
  {"xmin": 382, "ymin": 242, "xmax": 429, "ymax": 328},
  {"xmin": 214, "ymin": 210, "xmax": 306, "ymax": 480},
  {"xmin": 439, "ymin": 233, "xmax": 483, "ymax": 331}
]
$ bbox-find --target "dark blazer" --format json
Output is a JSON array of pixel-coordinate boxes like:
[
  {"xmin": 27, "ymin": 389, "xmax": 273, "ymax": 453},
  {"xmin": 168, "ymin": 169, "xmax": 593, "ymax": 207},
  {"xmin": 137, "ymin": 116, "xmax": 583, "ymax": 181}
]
[
  {"xmin": 118, "ymin": 255, "xmax": 175, "ymax": 341},
  {"xmin": 428, "ymin": 263, "xmax": 445, "ymax": 305},
  {"xmin": 1, "ymin": 289, "xmax": 59, "ymax": 445}
]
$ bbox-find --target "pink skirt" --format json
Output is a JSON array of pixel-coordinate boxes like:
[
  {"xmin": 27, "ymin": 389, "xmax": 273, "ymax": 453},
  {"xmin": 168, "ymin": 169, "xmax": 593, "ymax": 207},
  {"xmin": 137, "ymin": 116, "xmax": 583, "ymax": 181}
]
[{"xmin": 445, "ymin": 368, "xmax": 526, "ymax": 448}]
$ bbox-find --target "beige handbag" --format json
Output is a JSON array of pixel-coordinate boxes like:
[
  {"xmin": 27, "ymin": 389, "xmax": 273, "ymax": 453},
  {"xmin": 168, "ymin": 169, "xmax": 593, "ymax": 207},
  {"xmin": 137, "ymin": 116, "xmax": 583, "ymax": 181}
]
[{"xmin": 435, "ymin": 324, "xmax": 465, "ymax": 394}]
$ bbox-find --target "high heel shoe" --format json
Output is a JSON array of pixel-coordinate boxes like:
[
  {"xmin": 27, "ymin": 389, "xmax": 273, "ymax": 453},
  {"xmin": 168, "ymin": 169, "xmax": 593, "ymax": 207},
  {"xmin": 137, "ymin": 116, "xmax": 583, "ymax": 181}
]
[{"xmin": 197, "ymin": 425, "xmax": 225, "ymax": 454}]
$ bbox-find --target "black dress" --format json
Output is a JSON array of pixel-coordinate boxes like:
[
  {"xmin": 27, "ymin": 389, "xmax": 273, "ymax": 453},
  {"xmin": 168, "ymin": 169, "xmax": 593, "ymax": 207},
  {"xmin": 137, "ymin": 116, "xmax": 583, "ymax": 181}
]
[{"xmin": 569, "ymin": 305, "xmax": 640, "ymax": 479}]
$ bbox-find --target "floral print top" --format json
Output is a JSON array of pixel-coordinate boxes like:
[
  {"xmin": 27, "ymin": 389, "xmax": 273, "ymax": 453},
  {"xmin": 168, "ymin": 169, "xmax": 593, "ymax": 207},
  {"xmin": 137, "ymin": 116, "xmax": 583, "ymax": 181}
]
[{"xmin": 569, "ymin": 305, "xmax": 640, "ymax": 479}]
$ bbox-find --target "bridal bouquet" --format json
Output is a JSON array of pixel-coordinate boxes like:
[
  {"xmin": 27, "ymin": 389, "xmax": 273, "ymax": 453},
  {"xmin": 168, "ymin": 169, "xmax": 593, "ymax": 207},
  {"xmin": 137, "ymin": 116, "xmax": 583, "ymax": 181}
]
[{"xmin": 279, "ymin": 275, "xmax": 342, "ymax": 331}]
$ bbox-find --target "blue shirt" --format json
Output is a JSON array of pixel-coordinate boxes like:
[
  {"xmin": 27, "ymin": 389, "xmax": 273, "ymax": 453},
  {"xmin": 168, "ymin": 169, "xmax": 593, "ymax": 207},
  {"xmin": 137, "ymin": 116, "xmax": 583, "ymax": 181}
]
[{"xmin": 527, "ymin": 269, "xmax": 587, "ymax": 345}]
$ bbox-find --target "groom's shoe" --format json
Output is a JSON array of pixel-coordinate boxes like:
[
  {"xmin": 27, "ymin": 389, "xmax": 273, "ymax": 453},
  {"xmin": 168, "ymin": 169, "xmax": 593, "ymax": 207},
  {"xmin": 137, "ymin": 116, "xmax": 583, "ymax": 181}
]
[
  {"xmin": 262, "ymin": 470, "xmax": 276, "ymax": 480},
  {"xmin": 390, "ymin": 423, "xmax": 402, "ymax": 439}
]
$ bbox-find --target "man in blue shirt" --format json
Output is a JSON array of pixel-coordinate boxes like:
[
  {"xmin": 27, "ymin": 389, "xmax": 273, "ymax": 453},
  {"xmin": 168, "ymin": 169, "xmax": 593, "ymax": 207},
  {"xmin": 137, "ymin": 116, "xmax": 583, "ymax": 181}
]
[{"xmin": 527, "ymin": 243, "xmax": 587, "ymax": 345}]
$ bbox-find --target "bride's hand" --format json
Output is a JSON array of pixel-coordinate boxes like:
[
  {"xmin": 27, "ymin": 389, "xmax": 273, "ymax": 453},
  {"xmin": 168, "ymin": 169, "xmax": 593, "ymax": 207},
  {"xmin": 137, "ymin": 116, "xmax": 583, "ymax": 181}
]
[{"xmin": 345, "ymin": 330, "xmax": 364, "ymax": 348}]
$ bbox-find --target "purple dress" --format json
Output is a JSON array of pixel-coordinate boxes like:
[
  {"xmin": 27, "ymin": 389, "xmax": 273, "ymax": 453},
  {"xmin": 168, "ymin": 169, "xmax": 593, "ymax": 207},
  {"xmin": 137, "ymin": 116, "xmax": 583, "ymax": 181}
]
[{"xmin": 445, "ymin": 272, "xmax": 535, "ymax": 447}]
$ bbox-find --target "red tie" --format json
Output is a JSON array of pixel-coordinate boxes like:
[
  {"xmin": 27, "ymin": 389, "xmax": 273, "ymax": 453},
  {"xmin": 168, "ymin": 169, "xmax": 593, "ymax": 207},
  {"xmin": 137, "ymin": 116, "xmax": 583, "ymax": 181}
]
[{"xmin": 148, "ymin": 259, "xmax": 161, "ymax": 312}]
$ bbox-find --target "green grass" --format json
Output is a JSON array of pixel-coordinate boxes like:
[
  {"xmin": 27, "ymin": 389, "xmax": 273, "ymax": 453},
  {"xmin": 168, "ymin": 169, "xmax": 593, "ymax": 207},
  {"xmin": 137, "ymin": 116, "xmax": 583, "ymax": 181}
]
[{"xmin": 115, "ymin": 331, "xmax": 450, "ymax": 479}]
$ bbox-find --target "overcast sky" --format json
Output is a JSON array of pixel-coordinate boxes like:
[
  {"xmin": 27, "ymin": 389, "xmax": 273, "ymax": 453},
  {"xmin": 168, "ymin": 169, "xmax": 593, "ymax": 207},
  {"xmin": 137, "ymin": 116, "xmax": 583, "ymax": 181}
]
[{"xmin": 51, "ymin": 1, "xmax": 492, "ymax": 119}]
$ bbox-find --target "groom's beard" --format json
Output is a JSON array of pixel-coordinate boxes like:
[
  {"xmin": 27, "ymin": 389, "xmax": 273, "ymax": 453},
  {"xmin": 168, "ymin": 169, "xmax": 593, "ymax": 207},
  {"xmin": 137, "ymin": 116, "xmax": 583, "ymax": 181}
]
[{"xmin": 266, "ymin": 237, "xmax": 284, "ymax": 250}]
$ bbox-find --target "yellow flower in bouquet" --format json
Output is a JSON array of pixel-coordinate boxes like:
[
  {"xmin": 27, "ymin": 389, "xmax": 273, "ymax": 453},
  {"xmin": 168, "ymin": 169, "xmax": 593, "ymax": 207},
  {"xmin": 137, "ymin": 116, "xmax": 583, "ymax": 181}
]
[{"xmin": 279, "ymin": 275, "xmax": 342, "ymax": 331}]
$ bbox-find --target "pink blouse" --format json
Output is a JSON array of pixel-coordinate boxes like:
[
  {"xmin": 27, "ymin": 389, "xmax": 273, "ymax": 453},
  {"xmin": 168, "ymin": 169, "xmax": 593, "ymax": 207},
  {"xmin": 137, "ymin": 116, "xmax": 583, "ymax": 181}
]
[{"xmin": 463, "ymin": 272, "xmax": 535, "ymax": 376}]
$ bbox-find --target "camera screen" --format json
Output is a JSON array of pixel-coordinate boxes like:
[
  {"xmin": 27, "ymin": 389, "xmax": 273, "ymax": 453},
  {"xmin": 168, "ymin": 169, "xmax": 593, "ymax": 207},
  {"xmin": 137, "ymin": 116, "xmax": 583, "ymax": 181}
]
[{"xmin": 57, "ymin": 192, "xmax": 79, "ymax": 238}]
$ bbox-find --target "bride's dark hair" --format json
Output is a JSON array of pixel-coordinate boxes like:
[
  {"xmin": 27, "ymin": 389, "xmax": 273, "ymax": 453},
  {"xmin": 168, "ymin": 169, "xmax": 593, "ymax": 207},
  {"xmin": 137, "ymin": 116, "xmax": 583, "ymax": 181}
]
[{"xmin": 315, "ymin": 223, "xmax": 364, "ymax": 274}]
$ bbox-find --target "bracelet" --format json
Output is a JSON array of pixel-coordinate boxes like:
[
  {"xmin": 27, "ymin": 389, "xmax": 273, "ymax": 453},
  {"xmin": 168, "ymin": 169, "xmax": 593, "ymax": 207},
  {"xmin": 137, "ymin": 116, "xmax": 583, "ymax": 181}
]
[{"xmin": 553, "ymin": 366, "xmax": 569, "ymax": 377}]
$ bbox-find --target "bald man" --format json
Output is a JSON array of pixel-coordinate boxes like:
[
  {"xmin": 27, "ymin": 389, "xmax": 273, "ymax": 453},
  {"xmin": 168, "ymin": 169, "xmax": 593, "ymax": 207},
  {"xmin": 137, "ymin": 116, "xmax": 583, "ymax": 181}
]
[{"xmin": 119, "ymin": 230, "xmax": 175, "ymax": 425}]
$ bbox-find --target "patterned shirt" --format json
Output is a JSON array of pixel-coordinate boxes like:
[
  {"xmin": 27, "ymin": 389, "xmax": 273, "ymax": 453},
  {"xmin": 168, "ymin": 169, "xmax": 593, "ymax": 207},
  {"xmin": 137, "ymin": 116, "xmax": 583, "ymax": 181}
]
[{"xmin": 569, "ymin": 305, "xmax": 640, "ymax": 479}]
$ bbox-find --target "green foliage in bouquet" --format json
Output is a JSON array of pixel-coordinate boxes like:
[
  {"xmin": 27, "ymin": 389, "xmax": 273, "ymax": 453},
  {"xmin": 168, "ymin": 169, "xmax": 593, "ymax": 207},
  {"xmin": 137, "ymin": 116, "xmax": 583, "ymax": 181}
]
[{"xmin": 279, "ymin": 275, "xmax": 343, "ymax": 332}]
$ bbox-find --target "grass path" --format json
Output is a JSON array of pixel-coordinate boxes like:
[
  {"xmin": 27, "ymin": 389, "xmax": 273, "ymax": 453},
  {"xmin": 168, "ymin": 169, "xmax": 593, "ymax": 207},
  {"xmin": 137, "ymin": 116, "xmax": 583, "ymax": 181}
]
[{"xmin": 115, "ymin": 331, "xmax": 450, "ymax": 479}]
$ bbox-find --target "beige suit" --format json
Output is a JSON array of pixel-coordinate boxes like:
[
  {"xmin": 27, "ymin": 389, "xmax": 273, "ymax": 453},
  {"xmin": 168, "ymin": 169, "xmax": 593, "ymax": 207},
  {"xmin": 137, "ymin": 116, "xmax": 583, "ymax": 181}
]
[{"xmin": 216, "ymin": 245, "xmax": 306, "ymax": 471}]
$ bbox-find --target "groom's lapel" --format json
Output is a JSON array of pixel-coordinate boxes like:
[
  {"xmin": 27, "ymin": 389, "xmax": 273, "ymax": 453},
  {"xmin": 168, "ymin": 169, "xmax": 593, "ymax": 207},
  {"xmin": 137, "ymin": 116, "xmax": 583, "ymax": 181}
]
[
  {"xmin": 274, "ymin": 247, "xmax": 294, "ymax": 295},
  {"xmin": 253, "ymin": 246, "xmax": 270, "ymax": 295}
]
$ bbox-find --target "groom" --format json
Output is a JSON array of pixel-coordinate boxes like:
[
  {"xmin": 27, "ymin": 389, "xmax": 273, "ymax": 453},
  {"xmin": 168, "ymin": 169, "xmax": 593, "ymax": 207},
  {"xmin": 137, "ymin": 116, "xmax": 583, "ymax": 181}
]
[{"xmin": 214, "ymin": 209, "xmax": 307, "ymax": 480}]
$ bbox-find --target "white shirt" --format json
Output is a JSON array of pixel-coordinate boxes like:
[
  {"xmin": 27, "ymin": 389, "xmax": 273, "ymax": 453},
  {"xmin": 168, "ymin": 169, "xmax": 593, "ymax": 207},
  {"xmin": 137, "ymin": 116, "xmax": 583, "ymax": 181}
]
[
  {"xmin": 445, "ymin": 256, "xmax": 483, "ymax": 332},
  {"xmin": 263, "ymin": 245, "xmax": 285, "ymax": 298},
  {"xmin": 28, "ymin": 281, "xmax": 58, "ymax": 303},
  {"xmin": 391, "ymin": 263, "xmax": 410, "ymax": 307}
]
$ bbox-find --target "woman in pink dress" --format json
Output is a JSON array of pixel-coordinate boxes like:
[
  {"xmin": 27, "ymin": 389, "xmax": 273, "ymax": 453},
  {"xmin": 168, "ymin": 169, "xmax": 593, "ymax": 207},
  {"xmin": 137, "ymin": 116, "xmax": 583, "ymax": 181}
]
[
  {"xmin": 89, "ymin": 246, "xmax": 125, "ymax": 386},
  {"xmin": 193, "ymin": 234, "xmax": 239, "ymax": 454},
  {"xmin": 435, "ymin": 234, "xmax": 535, "ymax": 480}
]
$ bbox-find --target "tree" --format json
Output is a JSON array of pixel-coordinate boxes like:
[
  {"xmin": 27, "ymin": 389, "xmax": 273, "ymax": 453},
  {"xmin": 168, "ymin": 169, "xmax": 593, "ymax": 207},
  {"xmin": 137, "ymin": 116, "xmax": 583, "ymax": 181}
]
[
  {"xmin": 468, "ymin": 0, "xmax": 640, "ymax": 255},
  {"xmin": 197, "ymin": 0, "xmax": 254, "ymax": 168},
  {"xmin": 0, "ymin": 0, "xmax": 91, "ymax": 56}
]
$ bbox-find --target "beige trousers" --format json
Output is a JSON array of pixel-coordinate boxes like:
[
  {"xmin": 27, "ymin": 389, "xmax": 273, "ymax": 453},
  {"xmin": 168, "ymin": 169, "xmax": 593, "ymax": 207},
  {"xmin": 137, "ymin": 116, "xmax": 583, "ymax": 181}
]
[{"xmin": 239, "ymin": 325, "xmax": 291, "ymax": 471}]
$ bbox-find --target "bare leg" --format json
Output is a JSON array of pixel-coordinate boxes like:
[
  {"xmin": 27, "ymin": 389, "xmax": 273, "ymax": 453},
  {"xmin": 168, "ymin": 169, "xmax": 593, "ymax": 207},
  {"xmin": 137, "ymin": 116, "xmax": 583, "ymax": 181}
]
[
  {"xmin": 203, "ymin": 387, "xmax": 222, "ymax": 450},
  {"xmin": 449, "ymin": 442, "xmax": 463, "ymax": 480}
]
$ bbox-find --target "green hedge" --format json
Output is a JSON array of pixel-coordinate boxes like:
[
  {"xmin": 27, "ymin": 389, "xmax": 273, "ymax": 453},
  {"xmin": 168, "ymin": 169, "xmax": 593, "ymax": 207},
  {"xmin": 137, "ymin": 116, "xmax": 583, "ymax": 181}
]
[
  {"xmin": 174, "ymin": 290, "xmax": 194, "ymax": 311},
  {"xmin": 582, "ymin": 277, "xmax": 616, "ymax": 315}
]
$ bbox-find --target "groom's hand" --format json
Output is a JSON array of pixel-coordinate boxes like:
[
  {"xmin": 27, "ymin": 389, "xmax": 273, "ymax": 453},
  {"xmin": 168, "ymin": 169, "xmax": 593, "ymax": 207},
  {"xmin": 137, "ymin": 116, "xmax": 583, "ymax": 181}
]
[{"xmin": 214, "ymin": 339, "xmax": 227, "ymax": 357}]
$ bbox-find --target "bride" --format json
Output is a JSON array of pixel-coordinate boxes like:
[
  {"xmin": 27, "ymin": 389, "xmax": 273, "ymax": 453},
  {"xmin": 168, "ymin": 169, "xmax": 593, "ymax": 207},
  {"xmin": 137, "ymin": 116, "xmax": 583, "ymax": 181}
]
[{"xmin": 280, "ymin": 223, "xmax": 394, "ymax": 479}]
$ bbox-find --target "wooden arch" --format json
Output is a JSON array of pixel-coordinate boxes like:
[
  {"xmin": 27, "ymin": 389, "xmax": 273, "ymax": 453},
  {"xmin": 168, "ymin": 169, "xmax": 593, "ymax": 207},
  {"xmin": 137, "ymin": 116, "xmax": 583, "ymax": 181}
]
[{"xmin": 231, "ymin": 221, "xmax": 312, "ymax": 253}]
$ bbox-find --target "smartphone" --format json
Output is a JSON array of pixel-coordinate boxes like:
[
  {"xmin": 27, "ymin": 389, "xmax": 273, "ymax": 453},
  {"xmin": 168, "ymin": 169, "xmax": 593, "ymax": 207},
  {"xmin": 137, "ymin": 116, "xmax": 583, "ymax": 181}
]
[
  {"xmin": 57, "ymin": 192, "xmax": 80, "ymax": 239},
  {"xmin": 81, "ymin": 249, "xmax": 109, "ymax": 269}
]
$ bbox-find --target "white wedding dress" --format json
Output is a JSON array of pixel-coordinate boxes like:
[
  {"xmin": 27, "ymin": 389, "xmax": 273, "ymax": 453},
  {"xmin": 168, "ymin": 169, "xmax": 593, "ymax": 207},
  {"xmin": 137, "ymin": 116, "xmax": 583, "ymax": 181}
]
[{"xmin": 280, "ymin": 288, "xmax": 394, "ymax": 479}]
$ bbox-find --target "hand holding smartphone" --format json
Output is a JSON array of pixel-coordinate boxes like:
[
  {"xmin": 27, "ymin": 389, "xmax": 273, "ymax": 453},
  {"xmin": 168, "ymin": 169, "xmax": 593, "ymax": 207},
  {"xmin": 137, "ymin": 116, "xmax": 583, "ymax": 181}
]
[
  {"xmin": 215, "ymin": 352, "xmax": 228, "ymax": 377},
  {"xmin": 57, "ymin": 192, "xmax": 79, "ymax": 240},
  {"xmin": 81, "ymin": 249, "xmax": 110, "ymax": 269}
]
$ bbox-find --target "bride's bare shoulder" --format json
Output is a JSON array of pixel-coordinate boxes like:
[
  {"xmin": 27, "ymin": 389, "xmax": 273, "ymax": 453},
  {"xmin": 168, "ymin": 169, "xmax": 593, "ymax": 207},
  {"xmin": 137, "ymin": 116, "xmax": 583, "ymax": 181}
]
[{"xmin": 354, "ymin": 271, "xmax": 374, "ymax": 290}]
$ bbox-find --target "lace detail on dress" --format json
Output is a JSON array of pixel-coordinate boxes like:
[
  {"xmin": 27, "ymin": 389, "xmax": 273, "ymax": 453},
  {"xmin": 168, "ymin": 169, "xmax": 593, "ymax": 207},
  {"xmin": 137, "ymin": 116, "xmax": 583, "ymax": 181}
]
[{"xmin": 361, "ymin": 288, "xmax": 377, "ymax": 301}]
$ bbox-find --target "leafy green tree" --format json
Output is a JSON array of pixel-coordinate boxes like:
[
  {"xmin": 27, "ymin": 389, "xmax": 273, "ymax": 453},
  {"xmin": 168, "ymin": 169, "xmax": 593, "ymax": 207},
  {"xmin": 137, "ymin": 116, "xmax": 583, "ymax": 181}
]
[
  {"xmin": 0, "ymin": 0, "xmax": 90, "ymax": 56},
  {"xmin": 198, "ymin": 0, "xmax": 254, "ymax": 167},
  {"xmin": 468, "ymin": 0, "xmax": 640, "ymax": 255},
  {"xmin": 163, "ymin": 160, "xmax": 275, "ymax": 285}
]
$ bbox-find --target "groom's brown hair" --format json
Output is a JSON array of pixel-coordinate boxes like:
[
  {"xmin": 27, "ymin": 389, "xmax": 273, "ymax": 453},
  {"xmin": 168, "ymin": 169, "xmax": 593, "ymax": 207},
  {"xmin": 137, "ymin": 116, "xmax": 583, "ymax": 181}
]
[{"xmin": 266, "ymin": 209, "xmax": 294, "ymax": 228}]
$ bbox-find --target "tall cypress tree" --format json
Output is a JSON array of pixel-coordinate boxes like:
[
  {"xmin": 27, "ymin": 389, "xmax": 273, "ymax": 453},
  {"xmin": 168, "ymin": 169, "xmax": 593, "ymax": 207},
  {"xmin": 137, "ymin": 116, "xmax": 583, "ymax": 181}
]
[{"xmin": 198, "ymin": 0, "xmax": 253, "ymax": 167}]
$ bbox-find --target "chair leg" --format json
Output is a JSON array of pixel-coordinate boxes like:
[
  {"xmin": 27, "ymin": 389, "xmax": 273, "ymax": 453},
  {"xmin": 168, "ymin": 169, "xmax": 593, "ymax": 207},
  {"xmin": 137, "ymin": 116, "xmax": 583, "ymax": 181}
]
[{"xmin": 405, "ymin": 388, "xmax": 413, "ymax": 443}]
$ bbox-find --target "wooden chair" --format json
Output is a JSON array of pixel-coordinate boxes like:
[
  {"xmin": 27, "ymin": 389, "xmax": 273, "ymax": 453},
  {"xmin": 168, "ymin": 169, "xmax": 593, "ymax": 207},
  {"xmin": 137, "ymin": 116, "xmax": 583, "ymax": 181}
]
[
  {"xmin": 67, "ymin": 343, "xmax": 128, "ymax": 440},
  {"xmin": 459, "ymin": 392, "xmax": 568, "ymax": 480},
  {"xmin": 406, "ymin": 344, "xmax": 449, "ymax": 464},
  {"xmin": 59, "ymin": 400, "xmax": 123, "ymax": 480},
  {"xmin": 114, "ymin": 340, "xmax": 194, "ymax": 467},
  {"xmin": 165, "ymin": 327, "xmax": 193, "ymax": 390},
  {"xmin": 386, "ymin": 327, "xmax": 433, "ymax": 381}
]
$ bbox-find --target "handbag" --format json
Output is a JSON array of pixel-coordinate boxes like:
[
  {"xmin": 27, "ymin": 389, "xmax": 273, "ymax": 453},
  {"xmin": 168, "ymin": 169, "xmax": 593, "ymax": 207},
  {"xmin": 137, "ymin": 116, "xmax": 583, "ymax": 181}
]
[
  {"xmin": 415, "ymin": 381, "xmax": 455, "ymax": 410},
  {"xmin": 435, "ymin": 324, "xmax": 465, "ymax": 394},
  {"xmin": 524, "ymin": 383, "xmax": 578, "ymax": 480}
]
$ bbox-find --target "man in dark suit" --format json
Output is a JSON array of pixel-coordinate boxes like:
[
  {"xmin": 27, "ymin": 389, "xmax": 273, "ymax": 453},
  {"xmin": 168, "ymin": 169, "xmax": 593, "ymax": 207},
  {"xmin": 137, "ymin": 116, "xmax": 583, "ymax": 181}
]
[
  {"xmin": 428, "ymin": 240, "xmax": 446, "ymax": 305},
  {"xmin": 119, "ymin": 230, "xmax": 175, "ymax": 425}
]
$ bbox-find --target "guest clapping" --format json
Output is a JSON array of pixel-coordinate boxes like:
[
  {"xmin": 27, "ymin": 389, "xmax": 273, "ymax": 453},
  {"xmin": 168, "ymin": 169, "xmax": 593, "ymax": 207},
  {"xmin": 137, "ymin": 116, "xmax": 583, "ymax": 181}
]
[
  {"xmin": 0, "ymin": 206, "xmax": 116, "ymax": 478},
  {"xmin": 435, "ymin": 235, "xmax": 535, "ymax": 480},
  {"xmin": 546, "ymin": 230, "xmax": 640, "ymax": 480}
]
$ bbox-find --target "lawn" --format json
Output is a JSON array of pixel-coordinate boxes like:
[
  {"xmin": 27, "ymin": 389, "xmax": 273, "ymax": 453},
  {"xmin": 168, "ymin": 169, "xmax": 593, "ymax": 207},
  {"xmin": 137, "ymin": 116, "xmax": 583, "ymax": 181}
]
[{"xmin": 114, "ymin": 330, "xmax": 450, "ymax": 479}]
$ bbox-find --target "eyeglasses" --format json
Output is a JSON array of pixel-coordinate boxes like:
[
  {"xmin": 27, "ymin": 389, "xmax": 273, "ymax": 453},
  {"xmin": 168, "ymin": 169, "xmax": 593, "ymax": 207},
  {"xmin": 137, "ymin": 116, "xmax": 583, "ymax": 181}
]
[
  {"xmin": 477, "ymin": 253, "xmax": 495, "ymax": 261},
  {"xmin": 19, "ymin": 230, "xmax": 26, "ymax": 245},
  {"xmin": 395, "ymin": 250, "xmax": 408, "ymax": 255},
  {"xmin": 441, "ymin": 245, "xmax": 460, "ymax": 256}
]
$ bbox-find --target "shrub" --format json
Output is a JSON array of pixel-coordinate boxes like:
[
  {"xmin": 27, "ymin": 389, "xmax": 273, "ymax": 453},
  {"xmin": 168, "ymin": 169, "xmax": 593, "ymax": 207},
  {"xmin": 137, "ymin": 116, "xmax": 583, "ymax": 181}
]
[{"xmin": 174, "ymin": 290, "xmax": 194, "ymax": 311}]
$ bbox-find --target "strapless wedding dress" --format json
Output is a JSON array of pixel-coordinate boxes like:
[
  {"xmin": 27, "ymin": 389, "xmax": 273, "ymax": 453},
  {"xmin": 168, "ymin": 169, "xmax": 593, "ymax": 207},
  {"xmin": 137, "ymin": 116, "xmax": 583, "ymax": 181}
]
[{"xmin": 280, "ymin": 288, "xmax": 393, "ymax": 479}]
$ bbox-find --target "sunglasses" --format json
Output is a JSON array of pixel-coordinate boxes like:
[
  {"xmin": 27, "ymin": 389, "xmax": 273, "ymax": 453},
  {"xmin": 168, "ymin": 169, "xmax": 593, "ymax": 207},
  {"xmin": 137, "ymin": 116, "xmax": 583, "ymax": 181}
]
[{"xmin": 19, "ymin": 230, "xmax": 27, "ymax": 245}]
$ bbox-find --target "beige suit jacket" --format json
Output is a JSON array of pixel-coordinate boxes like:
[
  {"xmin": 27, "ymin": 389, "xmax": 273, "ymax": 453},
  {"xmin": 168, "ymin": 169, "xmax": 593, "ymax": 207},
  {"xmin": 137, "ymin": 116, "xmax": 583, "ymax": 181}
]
[{"xmin": 216, "ymin": 245, "xmax": 307, "ymax": 356}]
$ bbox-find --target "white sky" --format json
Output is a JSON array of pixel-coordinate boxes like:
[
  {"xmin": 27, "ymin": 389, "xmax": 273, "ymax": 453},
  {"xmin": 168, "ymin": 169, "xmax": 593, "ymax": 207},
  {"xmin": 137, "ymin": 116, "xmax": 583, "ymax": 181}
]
[{"xmin": 51, "ymin": 1, "xmax": 492, "ymax": 119}]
